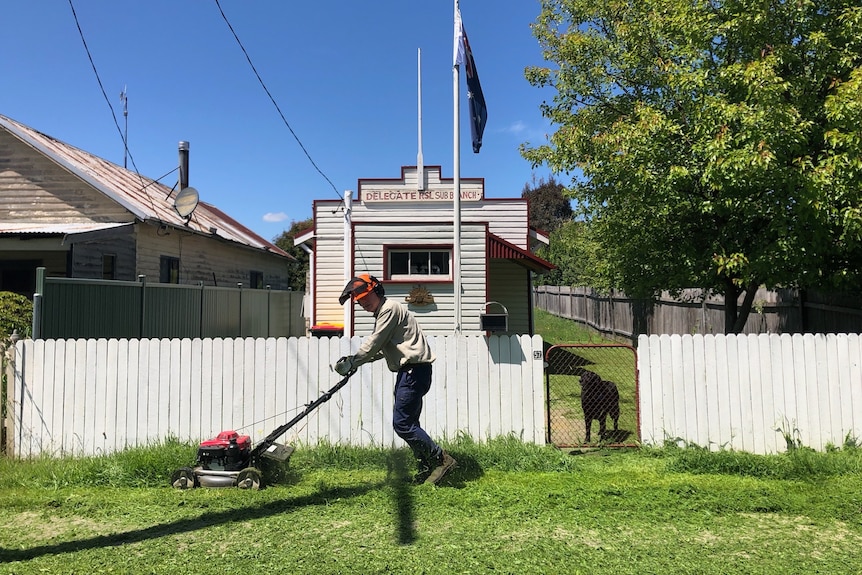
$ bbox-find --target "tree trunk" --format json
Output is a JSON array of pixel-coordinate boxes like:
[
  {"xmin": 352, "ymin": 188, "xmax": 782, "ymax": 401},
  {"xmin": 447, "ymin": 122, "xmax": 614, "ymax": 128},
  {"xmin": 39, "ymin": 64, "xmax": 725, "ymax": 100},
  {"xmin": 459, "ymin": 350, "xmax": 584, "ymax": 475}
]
[
  {"xmin": 723, "ymin": 279, "xmax": 739, "ymax": 333},
  {"xmin": 732, "ymin": 282, "xmax": 759, "ymax": 334},
  {"xmin": 723, "ymin": 279, "xmax": 759, "ymax": 334}
]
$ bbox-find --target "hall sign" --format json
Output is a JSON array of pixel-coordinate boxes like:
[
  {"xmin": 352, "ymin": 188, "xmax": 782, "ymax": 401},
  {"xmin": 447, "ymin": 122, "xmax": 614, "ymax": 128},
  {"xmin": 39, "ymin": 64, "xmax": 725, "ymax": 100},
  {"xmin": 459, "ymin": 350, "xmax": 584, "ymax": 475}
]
[{"xmin": 359, "ymin": 188, "xmax": 483, "ymax": 203}]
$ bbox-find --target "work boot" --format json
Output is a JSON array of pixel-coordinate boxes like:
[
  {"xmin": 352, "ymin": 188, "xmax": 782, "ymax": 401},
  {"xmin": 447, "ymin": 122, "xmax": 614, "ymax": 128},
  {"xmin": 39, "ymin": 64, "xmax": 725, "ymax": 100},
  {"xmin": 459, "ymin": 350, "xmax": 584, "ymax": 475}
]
[
  {"xmin": 424, "ymin": 452, "xmax": 457, "ymax": 485},
  {"xmin": 412, "ymin": 464, "xmax": 432, "ymax": 485}
]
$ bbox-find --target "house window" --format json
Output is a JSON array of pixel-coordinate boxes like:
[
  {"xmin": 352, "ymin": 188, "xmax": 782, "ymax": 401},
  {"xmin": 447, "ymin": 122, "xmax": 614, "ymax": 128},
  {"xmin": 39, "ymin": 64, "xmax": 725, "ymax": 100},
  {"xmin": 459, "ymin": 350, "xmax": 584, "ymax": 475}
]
[
  {"xmin": 386, "ymin": 247, "xmax": 451, "ymax": 280},
  {"xmin": 159, "ymin": 256, "xmax": 179, "ymax": 284},
  {"xmin": 102, "ymin": 254, "xmax": 116, "ymax": 280},
  {"xmin": 250, "ymin": 271, "xmax": 264, "ymax": 289}
]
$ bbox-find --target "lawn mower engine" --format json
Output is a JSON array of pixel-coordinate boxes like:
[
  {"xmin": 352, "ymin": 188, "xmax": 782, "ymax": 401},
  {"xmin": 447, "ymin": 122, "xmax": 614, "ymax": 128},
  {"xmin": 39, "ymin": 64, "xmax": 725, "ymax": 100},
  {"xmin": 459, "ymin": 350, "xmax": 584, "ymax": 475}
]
[
  {"xmin": 171, "ymin": 430, "xmax": 290, "ymax": 490},
  {"xmin": 197, "ymin": 430, "xmax": 252, "ymax": 475}
]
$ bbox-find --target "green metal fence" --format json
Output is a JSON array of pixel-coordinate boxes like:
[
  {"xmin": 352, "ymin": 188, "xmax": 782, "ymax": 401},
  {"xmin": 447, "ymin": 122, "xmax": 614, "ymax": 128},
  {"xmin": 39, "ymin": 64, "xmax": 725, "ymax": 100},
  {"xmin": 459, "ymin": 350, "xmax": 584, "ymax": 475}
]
[{"xmin": 32, "ymin": 268, "xmax": 305, "ymax": 339}]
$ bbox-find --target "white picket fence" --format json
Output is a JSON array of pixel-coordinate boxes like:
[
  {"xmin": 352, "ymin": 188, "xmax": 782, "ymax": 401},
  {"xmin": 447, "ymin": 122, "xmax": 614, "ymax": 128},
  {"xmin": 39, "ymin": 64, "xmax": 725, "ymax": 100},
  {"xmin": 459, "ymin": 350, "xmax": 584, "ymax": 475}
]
[
  {"xmin": 11, "ymin": 332, "xmax": 862, "ymax": 458},
  {"xmin": 638, "ymin": 333, "xmax": 862, "ymax": 453},
  {"xmin": 8, "ymin": 335, "xmax": 546, "ymax": 458}
]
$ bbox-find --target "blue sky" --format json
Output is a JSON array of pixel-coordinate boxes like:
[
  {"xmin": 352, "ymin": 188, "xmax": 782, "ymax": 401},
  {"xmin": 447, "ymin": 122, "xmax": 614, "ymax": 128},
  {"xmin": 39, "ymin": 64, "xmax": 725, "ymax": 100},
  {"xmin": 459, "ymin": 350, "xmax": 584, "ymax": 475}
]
[{"xmin": 2, "ymin": 1, "xmax": 557, "ymax": 241}]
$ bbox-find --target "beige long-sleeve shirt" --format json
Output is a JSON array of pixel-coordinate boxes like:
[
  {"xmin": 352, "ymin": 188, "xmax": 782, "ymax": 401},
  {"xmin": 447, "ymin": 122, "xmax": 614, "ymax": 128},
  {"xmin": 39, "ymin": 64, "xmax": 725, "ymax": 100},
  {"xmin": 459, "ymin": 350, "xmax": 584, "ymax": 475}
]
[{"xmin": 352, "ymin": 297, "xmax": 435, "ymax": 372}]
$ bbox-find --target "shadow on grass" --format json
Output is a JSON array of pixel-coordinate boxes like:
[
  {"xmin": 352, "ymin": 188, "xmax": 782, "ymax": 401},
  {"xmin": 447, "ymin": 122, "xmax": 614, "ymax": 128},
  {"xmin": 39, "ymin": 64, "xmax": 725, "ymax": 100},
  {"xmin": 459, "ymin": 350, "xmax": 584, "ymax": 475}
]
[
  {"xmin": 385, "ymin": 450, "xmax": 483, "ymax": 544},
  {"xmin": 0, "ymin": 480, "xmax": 383, "ymax": 563},
  {"xmin": 543, "ymin": 342, "xmax": 594, "ymax": 375},
  {"xmin": 387, "ymin": 449, "xmax": 418, "ymax": 545},
  {"xmin": 0, "ymin": 450, "xmax": 486, "ymax": 560}
]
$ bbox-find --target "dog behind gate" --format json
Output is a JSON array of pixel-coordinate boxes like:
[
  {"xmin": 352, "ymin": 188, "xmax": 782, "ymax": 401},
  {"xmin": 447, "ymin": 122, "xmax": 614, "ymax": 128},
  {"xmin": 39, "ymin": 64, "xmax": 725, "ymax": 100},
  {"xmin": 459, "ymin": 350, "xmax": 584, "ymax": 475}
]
[{"xmin": 579, "ymin": 370, "xmax": 620, "ymax": 442}]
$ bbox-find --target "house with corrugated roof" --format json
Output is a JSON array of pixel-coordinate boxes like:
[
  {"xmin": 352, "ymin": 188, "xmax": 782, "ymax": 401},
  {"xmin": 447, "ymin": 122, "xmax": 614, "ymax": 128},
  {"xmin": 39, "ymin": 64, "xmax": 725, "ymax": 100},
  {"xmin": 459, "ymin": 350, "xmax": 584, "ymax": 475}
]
[
  {"xmin": 295, "ymin": 165, "xmax": 554, "ymax": 337},
  {"xmin": 0, "ymin": 114, "xmax": 294, "ymax": 298}
]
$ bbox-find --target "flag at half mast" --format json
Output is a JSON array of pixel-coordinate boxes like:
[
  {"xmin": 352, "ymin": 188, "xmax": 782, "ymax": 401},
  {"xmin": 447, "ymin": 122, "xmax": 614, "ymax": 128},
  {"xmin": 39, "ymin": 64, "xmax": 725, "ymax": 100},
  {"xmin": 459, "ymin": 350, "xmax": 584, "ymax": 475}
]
[{"xmin": 454, "ymin": 9, "xmax": 487, "ymax": 153}]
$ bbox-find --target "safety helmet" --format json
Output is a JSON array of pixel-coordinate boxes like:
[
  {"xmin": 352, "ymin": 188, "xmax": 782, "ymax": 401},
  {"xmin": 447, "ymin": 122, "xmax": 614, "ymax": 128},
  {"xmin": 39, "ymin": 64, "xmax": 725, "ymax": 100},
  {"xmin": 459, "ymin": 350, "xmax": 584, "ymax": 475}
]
[{"xmin": 338, "ymin": 274, "xmax": 384, "ymax": 305}]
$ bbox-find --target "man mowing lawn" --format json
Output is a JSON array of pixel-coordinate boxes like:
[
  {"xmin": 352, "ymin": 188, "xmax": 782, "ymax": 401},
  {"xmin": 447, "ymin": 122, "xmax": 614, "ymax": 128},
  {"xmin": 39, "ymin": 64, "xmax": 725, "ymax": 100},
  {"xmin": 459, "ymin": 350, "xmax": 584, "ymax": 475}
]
[{"xmin": 335, "ymin": 274, "xmax": 457, "ymax": 485}]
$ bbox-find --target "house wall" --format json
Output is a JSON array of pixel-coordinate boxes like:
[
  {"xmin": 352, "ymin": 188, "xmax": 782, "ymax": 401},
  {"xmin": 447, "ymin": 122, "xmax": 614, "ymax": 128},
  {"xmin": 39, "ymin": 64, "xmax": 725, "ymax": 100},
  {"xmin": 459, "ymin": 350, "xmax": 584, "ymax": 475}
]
[
  {"xmin": 351, "ymin": 222, "xmax": 487, "ymax": 335},
  {"xmin": 487, "ymin": 260, "xmax": 532, "ymax": 335},
  {"xmin": 0, "ymin": 129, "xmax": 134, "ymax": 224},
  {"xmin": 69, "ymin": 229, "xmax": 138, "ymax": 280},
  {"xmin": 311, "ymin": 203, "xmax": 349, "ymax": 326},
  {"xmin": 135, "ymin": 223, "xmax": 292, "ymax": 289}
]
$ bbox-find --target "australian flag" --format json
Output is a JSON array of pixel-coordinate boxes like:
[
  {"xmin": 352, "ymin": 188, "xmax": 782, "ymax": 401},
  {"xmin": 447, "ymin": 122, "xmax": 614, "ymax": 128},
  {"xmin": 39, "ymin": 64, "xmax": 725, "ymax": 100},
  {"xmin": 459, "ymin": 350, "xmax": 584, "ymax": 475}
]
[{"xmin": 455, "ymin": 11, "xmax": 487, "ymax": 153}]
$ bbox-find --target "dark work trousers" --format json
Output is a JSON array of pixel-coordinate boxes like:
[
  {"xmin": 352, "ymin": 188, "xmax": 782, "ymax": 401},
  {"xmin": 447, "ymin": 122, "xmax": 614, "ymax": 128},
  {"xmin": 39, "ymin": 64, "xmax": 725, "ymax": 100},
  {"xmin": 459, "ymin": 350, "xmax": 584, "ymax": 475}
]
[{"xmin": 393, "ymin": 362, "xmax": 442, "ymax": 467}]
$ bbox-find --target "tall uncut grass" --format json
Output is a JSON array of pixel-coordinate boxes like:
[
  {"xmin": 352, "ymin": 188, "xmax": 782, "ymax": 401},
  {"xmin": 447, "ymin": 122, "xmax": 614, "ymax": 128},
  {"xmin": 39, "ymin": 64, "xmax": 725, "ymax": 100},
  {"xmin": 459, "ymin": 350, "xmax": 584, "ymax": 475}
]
[{"xmin": 3, "ymin": 433, "xmax": 861, "ymax": 491}]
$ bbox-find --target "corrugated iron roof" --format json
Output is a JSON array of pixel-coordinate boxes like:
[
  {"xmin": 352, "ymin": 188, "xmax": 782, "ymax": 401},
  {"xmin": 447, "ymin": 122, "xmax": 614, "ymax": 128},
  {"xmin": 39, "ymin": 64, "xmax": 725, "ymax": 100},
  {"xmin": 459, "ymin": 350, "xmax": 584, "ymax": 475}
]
[
  {"xmin": 0, "ymin": 114, "xmax": 292, "ymax": 260},
  {"xmin": 488, "ymin": 232, "xmax": 555, "ymax": 274},
  {"xmin": 0, "ymin": 222, "xmax": 130, "ymax": 234}
]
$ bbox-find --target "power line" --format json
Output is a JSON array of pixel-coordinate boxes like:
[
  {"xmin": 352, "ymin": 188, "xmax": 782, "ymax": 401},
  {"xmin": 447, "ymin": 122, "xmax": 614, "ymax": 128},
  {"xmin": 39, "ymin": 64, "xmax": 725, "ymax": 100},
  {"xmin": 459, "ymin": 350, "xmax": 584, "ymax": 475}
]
[
  {"xmin": 213, "ymin": 0, "xmax": 340, "ymax": 198},
  {"xmin": 69, "ymin": 0, "xmax": 179, "ymax": 218},
  {"xmin": 67, "ymin": 1, "xmax": 143, "ymax": 185}
]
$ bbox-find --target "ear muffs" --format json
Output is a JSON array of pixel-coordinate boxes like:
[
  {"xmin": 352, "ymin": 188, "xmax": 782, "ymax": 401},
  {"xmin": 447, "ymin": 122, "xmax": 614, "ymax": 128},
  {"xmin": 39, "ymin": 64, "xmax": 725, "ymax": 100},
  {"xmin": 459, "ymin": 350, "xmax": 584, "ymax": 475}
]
[{"xmin": 368, "ymin": 275, "xmax": 385, "ymax": 298}]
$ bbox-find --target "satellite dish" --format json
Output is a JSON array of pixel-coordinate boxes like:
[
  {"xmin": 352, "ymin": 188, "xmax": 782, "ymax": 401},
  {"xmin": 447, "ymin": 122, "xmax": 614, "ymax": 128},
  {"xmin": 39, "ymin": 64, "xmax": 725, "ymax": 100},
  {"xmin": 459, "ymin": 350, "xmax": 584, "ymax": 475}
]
[{"xmin": 174, "ymin": 187, "xmax": 199, "ymax": 219}]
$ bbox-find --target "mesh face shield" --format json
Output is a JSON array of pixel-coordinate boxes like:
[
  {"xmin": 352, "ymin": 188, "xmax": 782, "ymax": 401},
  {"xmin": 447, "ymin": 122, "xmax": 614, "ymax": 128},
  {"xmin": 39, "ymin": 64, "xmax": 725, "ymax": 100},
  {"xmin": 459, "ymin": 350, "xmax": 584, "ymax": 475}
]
[{"xmin": 338, "ymin": 274, "xmax": 378, "ymax": 305}]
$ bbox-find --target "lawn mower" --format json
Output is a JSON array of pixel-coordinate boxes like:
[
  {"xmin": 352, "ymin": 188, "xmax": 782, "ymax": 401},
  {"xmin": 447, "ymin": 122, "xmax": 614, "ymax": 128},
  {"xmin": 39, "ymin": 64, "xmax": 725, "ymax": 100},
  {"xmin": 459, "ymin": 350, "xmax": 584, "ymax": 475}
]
[{"xmin": 170, "ymin": 369, "xmax": 355, "ymax": 490}]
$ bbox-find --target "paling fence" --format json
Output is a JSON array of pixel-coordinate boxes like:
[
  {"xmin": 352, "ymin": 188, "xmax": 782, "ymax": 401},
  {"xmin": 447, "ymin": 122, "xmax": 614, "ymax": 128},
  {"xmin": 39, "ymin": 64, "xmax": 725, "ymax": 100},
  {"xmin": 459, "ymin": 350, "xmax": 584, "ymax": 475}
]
[
  {"xmin": 6, "ymin": 334, "xmax": 546, "ymax": 458},
  {"xmin": 535, "ymin": 285, "xmax": 862, "ymax": 339},
  {"xmin": 544, "ymin": 344, "xmax": 639, "ymax": 447},
  {"xmin": 638, "ymin": 333, "xmax": 862, "ymax": 453}
]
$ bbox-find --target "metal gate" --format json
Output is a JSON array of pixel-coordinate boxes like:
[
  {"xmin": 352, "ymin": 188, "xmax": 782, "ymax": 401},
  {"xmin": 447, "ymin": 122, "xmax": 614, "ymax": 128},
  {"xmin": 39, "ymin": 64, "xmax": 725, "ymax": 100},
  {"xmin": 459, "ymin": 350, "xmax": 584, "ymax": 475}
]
[{"xmin": 544, "ymin": 344, "xmax": 639, "ymax": 447}]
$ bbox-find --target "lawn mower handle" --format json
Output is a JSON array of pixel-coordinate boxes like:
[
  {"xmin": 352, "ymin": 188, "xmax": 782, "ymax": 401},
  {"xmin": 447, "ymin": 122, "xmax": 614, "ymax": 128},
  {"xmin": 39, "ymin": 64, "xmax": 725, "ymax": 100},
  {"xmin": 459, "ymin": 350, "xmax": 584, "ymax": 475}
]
[{"xmin": 249, "ymin": 369, "xmax": 357, "ymax": 460}]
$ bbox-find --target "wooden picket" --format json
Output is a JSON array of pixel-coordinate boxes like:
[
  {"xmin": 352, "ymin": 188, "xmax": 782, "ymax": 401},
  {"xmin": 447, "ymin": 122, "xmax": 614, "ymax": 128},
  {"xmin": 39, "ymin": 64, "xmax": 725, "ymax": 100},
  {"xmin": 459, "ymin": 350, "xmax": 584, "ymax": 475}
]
[
  {"xmin": 8, "ymin": 334, "xmax": 546, "ymax": 457},
  {"xmin": 638, "ymin": 333, "xmax": 862, "ymax": 452}
]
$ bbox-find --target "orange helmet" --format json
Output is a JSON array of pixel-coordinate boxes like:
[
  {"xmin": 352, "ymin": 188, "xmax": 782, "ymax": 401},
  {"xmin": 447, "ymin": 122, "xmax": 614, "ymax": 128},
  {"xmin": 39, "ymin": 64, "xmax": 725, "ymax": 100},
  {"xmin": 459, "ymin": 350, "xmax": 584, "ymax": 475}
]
[{"xmin": 338, "ymin": 274, "xmax": 383, "ymax": 305}]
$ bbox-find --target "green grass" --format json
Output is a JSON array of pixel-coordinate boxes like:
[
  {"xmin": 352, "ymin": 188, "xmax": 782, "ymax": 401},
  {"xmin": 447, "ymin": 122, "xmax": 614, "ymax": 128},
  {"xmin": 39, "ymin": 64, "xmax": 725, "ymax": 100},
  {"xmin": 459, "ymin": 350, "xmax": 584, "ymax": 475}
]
[
  {"xmin": 534, "ymin": 307, "xmax": 609, "ymax": 344},
  {"xmin": 2, "ymin": 440, "xmax": 862, "ymax": 574},
  {"xmin": 1, "ymin": 311, "xmax": 862, "ymax": 573}
]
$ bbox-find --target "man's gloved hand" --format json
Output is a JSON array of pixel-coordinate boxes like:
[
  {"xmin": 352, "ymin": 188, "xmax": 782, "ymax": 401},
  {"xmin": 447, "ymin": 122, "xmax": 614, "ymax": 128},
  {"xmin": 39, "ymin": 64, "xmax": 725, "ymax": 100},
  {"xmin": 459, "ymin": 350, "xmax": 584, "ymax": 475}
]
[{"xmin": 334, "ymin": 355, "xmax": 356, "ymax": 376}]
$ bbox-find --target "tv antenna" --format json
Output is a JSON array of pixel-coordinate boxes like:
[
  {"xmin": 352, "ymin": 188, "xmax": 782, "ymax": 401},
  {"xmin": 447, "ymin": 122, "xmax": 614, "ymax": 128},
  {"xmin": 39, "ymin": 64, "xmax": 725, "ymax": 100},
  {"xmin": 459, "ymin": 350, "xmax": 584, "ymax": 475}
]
[{"xmin": 119, "ymin": 85, "xmax": 128, "ymax": 168}]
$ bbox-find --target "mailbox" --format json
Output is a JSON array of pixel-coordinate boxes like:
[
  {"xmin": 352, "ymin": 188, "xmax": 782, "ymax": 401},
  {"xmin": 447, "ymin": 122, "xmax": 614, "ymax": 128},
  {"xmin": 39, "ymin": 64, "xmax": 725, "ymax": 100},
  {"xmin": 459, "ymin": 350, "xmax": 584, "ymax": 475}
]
[{"xmin": 480, "ymin": 301, "xmax": 509, "ymax": 332}]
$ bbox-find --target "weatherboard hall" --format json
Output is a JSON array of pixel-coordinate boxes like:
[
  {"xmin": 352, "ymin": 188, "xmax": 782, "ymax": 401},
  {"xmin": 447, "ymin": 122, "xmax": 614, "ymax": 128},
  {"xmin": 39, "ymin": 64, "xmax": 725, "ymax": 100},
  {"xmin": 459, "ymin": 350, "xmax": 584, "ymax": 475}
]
[{"xmin": 295, "ymin": 165, "xmax": 554, "ymax": 338}]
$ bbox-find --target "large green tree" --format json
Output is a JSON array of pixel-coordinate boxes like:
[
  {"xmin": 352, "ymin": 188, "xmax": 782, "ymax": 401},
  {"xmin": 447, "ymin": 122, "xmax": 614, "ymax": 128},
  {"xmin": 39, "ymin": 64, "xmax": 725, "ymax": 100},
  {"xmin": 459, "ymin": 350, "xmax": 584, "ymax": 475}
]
[
  {"xmin": 522, "ymin": 0, "xmax": 862, "ymax": 333},
  {"xmin": 273, "ymin": 217, "xmax": 313, "ymax": 292}
]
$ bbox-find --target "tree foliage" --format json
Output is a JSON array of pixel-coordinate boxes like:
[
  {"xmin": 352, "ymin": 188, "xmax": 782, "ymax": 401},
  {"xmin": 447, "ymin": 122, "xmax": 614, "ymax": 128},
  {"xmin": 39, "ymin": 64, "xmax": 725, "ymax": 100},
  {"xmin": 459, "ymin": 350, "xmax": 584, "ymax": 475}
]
[
  {"xmin": 522, "ymin": 0, "xmax": 862, "ymax": 333},
  {"xmin": 273, "ymin": 218, "xmax": 314, "ymax": 292},
  {"xmin": 544, "ymin": 219, "xmax": 610, "ymax": 289}
]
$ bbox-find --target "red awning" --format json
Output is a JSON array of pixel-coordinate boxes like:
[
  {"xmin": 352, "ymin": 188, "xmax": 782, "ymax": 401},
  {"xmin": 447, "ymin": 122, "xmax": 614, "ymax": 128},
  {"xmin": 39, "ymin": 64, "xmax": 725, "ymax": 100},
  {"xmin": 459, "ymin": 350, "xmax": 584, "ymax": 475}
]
[{"xmin": 487, "ymin": 233, "xmax": 556, "ymax": 274}]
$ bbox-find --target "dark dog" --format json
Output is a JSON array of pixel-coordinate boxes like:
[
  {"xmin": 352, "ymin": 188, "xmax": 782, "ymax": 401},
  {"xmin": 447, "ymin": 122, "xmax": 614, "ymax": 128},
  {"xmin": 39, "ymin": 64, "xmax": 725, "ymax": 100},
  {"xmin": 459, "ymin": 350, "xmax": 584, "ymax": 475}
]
[{"xmin": 579, "ymin": 370, "xmax": 620, "ymax": 442}]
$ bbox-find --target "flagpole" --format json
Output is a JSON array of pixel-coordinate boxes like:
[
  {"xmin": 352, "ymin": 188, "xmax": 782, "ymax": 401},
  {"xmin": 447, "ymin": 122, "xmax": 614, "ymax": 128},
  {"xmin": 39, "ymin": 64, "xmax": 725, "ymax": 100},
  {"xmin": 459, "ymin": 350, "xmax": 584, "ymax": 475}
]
[
  {"xmin": 452, "ymin": 0, "xmax": 462, "ymax": 334},
  {"xmin": 417, "ymin": 48, "xmax": 425, "ymax": 191}
]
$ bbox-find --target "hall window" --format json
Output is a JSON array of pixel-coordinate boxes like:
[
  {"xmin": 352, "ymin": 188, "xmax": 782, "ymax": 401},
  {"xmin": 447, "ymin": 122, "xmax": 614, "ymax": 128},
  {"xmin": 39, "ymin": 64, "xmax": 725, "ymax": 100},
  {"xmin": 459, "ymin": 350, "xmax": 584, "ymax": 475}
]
[{"xmin": 386, "ymin": 247, "xmax": 451, "ymax": 280}]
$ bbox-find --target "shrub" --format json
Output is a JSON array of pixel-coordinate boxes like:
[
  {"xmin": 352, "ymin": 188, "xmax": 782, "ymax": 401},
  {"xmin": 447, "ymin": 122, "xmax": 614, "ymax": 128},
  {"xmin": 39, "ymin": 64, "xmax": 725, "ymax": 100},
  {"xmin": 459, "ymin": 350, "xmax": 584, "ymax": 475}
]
[{"xmin": 0, "ymin": 291, "xmax": 32, "ymax": 339}]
